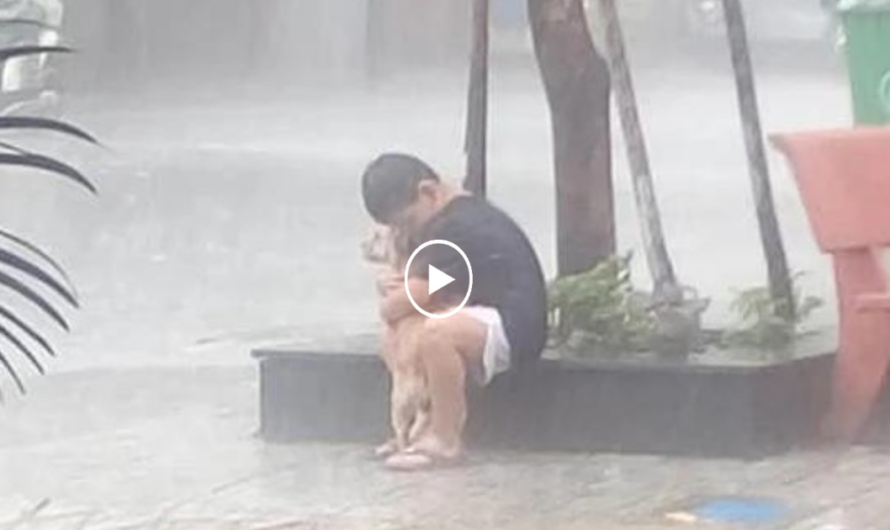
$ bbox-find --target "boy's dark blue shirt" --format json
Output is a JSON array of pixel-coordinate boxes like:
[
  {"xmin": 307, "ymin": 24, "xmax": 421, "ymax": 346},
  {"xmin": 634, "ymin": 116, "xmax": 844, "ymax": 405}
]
[{"xmin": 409, "ymin": 195, "xmax": 547, "ymax": 365}]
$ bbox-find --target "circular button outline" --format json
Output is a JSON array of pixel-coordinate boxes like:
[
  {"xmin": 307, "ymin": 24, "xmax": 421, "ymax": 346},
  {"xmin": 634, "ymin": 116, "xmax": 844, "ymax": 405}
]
[{"xmin": 403, "ymin": 239, "xmax": 473, "ymax": 320}]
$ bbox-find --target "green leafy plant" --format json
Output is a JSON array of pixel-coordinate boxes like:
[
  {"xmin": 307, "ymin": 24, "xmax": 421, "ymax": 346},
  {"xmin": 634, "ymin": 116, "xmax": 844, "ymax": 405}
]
[
  {"xmin": 0, "ymin": 35, "xmax": 98, "ymax": 399},
  {"xmin": 548, "ymin": 255, "xmax": 655, "ymax": 356},
  {"xmin": 725, "ymin": 273, "xmax": 823, "ymax": 350}
]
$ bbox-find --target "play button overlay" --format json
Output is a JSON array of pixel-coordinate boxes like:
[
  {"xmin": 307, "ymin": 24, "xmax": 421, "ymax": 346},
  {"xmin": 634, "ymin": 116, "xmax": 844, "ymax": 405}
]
[
  {"xmin": 428, "ymin": 265, "xmax": 455, "ymax": 295},
  {"xmin": 404, "ymin": 239, "xmax": 473, "ymax": 319}
]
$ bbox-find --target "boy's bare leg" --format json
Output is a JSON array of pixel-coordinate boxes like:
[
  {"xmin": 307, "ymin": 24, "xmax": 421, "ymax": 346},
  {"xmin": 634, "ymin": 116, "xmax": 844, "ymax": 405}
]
[{"xmin": 410, "ymin": 312, "xmax": 487, "ymax": 457}]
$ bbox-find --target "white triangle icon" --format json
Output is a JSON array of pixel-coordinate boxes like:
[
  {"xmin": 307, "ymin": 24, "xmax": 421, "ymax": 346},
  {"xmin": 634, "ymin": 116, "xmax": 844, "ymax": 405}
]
[{"xmin": 428, "ymin": 265, "xmax": 456, "ymax": 295}]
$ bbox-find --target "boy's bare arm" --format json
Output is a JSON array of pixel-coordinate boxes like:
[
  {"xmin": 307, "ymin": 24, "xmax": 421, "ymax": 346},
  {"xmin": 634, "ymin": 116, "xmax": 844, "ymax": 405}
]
[{"xmin": 380, "ymin": 277, "xmax": 429, "ymax": 323}]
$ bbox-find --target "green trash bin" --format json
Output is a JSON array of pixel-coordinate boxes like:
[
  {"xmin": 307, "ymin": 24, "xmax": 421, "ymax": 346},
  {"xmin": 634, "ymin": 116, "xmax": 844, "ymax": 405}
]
[{"xmin": 840, "ymin": 0, "xmax": 890, "ymax": 124}]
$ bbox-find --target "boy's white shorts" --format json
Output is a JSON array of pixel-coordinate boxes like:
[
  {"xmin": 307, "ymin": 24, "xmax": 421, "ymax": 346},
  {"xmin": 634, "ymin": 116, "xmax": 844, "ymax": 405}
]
[{"xmin": 461, "ymin": 306, "xmax": 511, "ymax": 386}]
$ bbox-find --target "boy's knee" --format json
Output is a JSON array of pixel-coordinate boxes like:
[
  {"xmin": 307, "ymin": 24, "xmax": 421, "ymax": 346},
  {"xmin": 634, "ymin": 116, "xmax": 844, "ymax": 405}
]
[
  {"xmin": 418, "ymin": 315, "xmax": 484, "ymax": 361},
  {"xmin": 419, "ymin": 318, "xmax": 452, "ymax": 348}
]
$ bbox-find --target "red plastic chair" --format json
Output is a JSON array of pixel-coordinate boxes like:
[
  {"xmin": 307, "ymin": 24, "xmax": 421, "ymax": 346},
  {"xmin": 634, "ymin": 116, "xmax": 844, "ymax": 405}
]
[{"xmin": 772, "ymin": 127, "xmax": 890, "ymax": 441}]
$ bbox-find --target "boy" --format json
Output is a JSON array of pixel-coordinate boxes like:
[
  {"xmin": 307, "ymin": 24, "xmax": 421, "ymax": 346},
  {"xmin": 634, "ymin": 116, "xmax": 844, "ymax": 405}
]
[{"xmin": 362, "ymin": 153, "xmax": 547, "ymax": 470}]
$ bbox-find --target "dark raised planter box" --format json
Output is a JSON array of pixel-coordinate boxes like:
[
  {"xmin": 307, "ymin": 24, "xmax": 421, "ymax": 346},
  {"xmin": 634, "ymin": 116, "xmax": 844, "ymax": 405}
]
[{"xmin": 253, "ymin": 337, "xmax": 834, "ymax": 458}]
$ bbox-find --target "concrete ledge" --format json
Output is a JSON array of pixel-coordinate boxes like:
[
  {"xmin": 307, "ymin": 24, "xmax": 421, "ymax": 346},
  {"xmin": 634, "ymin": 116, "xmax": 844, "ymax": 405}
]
[{"xmin": 253, "ymin": 340, "xmax": 834, "ymax": 458}]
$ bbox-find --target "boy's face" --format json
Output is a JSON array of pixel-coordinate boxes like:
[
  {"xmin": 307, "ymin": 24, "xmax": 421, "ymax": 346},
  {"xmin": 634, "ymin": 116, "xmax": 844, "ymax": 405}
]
[{"xmin": 389, "ymin": 180, "xmax": 438, "ymax": 235}]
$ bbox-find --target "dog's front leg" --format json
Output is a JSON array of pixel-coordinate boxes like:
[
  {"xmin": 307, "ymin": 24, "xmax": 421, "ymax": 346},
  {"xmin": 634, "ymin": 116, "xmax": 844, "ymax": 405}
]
[
  {"xmin": 407, "ymin": 399, "xmax": 431, "ymax": 445},
  {"xmin": 391, "ymin": 370, "xmax": 416, "ymax": 450}
]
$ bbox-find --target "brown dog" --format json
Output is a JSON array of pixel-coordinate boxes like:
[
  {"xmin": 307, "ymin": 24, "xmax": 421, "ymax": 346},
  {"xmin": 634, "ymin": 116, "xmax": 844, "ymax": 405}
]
[{"xmin": 362, "ymin": 225, "xmax": 430, "ymax": 456}]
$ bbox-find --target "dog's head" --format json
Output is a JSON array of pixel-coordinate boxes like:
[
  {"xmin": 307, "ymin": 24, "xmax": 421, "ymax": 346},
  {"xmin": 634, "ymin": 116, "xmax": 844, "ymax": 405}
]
[
  {"xmin": 361, "ymin": 225, "xmax": 397, "ymax": 266},
  {"xmin": 362, "ymin": 224, "xmax": 414, "ymax": 270}
]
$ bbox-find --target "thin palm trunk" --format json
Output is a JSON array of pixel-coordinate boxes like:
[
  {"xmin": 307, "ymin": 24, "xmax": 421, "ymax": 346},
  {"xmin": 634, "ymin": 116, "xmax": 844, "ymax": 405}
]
[
  {"xmin": 464, "ymin": 0, "xmax": 489, "ymax": 196},
  {"xmin": 721, "ymin": 0, "xmax": 795, "ymax": 320}
]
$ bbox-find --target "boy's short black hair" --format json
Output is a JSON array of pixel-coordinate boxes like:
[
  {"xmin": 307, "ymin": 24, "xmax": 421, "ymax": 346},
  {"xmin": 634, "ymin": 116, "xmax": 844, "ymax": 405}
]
[{"xmin": 361, "ymin": 153, "xmax": 440, "ymax": 224}]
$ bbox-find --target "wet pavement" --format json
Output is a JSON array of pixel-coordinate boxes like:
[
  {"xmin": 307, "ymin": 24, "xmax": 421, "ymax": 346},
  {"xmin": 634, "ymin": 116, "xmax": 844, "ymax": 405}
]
[
  {"xmin": 0, "ymin": 61, "xmax": 879, "ymax": 529},
  {"xmin": 4, "ymin": 367, "xmax": 890, "ymax": 529}
]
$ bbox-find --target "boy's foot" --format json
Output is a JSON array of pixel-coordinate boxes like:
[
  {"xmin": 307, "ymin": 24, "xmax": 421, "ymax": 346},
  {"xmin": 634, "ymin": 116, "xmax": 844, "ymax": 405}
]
[
  {"xmin": 383, "ymin": 435, "xmax": 462, "ymax": 471},
  {"xmin": 384, "ymin": 446, "xmax": 462, "ymax": 471}
]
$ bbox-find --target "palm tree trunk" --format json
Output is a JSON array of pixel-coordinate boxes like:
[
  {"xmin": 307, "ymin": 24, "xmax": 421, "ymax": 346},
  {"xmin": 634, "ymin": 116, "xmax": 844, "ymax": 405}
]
[{"xmin": 528, "ymin": 0, "xmax": 614, "ymax": 276}]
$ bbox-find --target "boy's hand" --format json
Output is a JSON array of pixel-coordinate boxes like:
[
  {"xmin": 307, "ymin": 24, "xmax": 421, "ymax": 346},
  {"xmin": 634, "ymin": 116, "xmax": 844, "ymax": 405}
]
[{"xmin": 379, "ymin": 277, "xmax": 430, "ymax": 323}]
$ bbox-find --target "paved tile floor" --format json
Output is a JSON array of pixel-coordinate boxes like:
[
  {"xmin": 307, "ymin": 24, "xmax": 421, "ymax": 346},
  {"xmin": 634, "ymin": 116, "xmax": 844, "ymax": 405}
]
[{"xmin": 2, "ymin": 367, "xmax": 888, "ymax": 530}]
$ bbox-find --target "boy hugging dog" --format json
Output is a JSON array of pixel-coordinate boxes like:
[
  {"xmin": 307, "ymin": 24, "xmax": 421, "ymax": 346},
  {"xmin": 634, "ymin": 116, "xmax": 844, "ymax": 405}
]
[{"xmin": 361, "ymin": 153, "xmax": 548, "ymax": 471}]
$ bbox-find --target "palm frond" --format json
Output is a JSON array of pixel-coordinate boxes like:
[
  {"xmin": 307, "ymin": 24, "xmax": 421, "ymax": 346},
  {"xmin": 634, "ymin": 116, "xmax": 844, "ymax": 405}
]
[
  {"xmin": 0, "ymin": 269, "xmax": 70, "ymax": 331},
  {"xmin": 0, "ymin": 323, "xmax": 43, "ymax": 374},
  {"xmin": 0, "ymin": 305, "xmax": 56, "ymax": 358},
  {"xmin": 0, "ymin": 41, "xmax": 95, "ymax": 396},
  {"xmin": 0, "ymin": 346, "xmax": 25, "ymax": 394},
  {"xmin": 0, "ymin": 152, "xmax": 96, "ymax": 193},
  {"xmin": 0, "ymin": 247, "xmax": 78, "ymax": 306},
  {"xmin": 0, "ymin": 117, "xmax": 99, "ymax": 145},
  {"xmin": 0, "ymin": 45, "xmax": 72, "ymax": 62},
  {"xmin": 0, "ymin": 228, "xmax": 77, "ymax": 299},
  {"xmin": 0, "ymin": 139, "xmax": 29, "ymax": 155}
]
